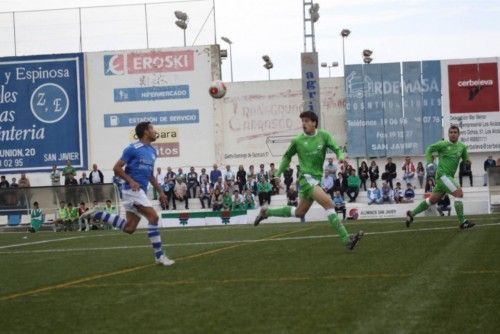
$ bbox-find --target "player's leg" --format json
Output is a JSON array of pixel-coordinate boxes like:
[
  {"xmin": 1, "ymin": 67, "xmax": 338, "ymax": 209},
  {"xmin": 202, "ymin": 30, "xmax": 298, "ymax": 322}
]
[
  {"xmin": 312, "ymin": 186, "xmax": 363, "ymax": 249},
  {"xmin": 446, "ymin": 180, "xmax": 475, "ymax": 229},
  {"xmin": 405, "ymin": 191, "xmax": 441, "ymax": 227}
]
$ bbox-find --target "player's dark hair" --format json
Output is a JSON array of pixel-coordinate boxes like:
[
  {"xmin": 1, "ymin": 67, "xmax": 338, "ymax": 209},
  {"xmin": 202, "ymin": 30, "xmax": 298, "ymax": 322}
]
[
  {"xmin": 135, "ymin": 121, "xmax": 151, "ymax": 139},
  {"xmin": 33, "ymin": 201, "xmax": 38, "ymax": 206},
  {"xmin": 299, "ymin": 111, "xmax": 319, "ymax": 128},
  {"xmin": 449, "ymin": 125, "xmax": 460, "ymax": 134}
]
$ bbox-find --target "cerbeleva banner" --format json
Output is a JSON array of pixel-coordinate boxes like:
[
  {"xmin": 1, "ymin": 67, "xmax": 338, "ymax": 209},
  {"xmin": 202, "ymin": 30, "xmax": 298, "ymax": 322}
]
[
  {"xmin": 0, "ymin": 53, "xmax": 87, "ymax": 172},
  {"xmin": 85, "ymin": 46, "xmax": 219, "ymax": 169}
]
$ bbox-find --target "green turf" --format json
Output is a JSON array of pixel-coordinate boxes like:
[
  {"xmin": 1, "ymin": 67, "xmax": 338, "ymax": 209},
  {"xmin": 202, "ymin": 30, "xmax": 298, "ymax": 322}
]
[{"xmin": 1, "ymin": 214, "xmax": 499, "ymax": 333}]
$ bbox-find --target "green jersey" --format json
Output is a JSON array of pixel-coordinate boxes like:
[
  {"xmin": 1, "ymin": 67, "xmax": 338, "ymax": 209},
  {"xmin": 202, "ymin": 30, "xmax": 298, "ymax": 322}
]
[
  {"xmin": 425, "ymin": 140, "xmax": 468, "ymax": 178},
  {"xmin": 277, "ymin": 129, "xmax": 345, "ymax": 180}
]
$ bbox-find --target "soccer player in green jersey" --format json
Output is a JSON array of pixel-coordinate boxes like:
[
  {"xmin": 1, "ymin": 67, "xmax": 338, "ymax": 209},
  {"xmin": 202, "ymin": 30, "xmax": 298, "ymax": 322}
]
[
  {"xmin": 406, "ymin": 125, "xmax": 475, "ymax": 229},
  {"xmin": 254, "ymin": 111, "xmax": 364, "ymax": 250}
]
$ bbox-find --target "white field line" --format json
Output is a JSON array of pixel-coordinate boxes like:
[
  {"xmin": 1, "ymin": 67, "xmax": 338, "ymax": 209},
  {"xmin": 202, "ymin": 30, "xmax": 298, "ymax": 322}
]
[
  {"xmin": 0, "ymin": 236, "xmax": 86, "ymax": 250},
  {"xmin": 0, "ymin": 222, "xmax": 499, "ymax": 255}
]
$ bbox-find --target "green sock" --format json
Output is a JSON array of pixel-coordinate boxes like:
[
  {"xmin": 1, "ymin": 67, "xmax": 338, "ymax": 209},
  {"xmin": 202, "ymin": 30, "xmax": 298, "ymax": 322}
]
[
  {"xmin": 454, "ymin": 200, "xmax": 465, "ymax": 225},
  {"xmin": 411, "ymin": 200, "xmax": 429, "ymax": 217},
  {"xmin": 328, "ymin": 213, "xmax": 349, "ymax": 244},
  {"xmin": 266, "ymin": 206, "xmax": 292, "ymax": 217}
]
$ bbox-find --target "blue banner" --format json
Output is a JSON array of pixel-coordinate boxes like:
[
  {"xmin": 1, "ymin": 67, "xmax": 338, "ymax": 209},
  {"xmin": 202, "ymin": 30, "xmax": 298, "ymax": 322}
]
[
  {"xmin": 103, "ymin": 110, "xmax": 199, "ymax": 127},
  {"xmin": 114, "ymin": 85, "xmax": 190, "ymax": 102},
  {"xmin": 363, "ymin": 64, "xmax": 386, "ymax": 157},
  {"xmin": 0, "ymin": 53, "xmax": 87, "ymax": 172},
  {"xmin": 402, "ymin": 61, "xmax": 424, "ymax": 155},
  {"xmin": 422, "ymin": 60, "xmax": 442, "ymax": 149},
  {"xmin": 381, "ymin": 63, "xmax": 405, "ymax": 156},
  {"xmin": 345, "ymin": 64, "xmax": 367, "ymax": 157}
]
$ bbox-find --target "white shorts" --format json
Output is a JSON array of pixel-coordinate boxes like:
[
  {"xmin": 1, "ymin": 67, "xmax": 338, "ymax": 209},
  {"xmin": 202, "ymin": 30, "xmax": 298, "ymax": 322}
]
[{"xmin": 122, "ymin": 189, "xmax": 152, "ymax": 217}]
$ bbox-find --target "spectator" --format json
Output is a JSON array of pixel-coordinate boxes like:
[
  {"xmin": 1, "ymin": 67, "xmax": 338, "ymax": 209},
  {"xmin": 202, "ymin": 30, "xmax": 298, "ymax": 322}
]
[
  {"xmin": 459, "ymin": 160, "xmax": 473, "ymax": 187},
  {"xmin": 368, "ymin": 160, "xmax": 380, "ymax": 183},
  {"xmin": 78, "ymin": 202, "xmax": 90, "ymax": 232},
  {"xmin": 210, "ymin": 164, "xmax": 222, "ymax": 187},
  {"xmin": 160, "ymin": 176, "xmax": 173, "ymax": 210},
  {"xmin": 324, "ymin": 157, "xmax": 337, "ymax": 176},
  {"xmin": 346, "ymin": 169, "xmax": 361, "ymax": 202},
  {"xmin": 437, "ymin": 194, "xmax": 451, "ymax": 216},
  {"xmin": 62, "ymin": 159, "xmax": 76, "ymax": 185},
  {"xmin": 0, "ymin": 175, "xmax": 9, "ymax": 188},
  {"xmin": 402, "ymin": 156, "xmax": 416, "ymax": 185},
  {"xmin": 367, "ymin": 181, "xmax": 382, "ymax": 205},
  {"xmin": 177, "ymin": 168, "xmax": 186, "ymax": 184},
  {"xmin": 53, "ymin": 201, "xmax": 68, "ymax": 232},
  {"xmin": 425, "ymin": 178, "xmax": 436, "ymax": 193},
  {"xmin": 222, "ymin": 189, "xmax": 232, "ymax": 210},
  {"xmin": 231, "ymin": 190, "xmax": 244, "ymax": 210},
  {"xmin": 393, "ymin": 182, "xmax": 404, "ymax": 203},
  {"xmin": 286, "ymin": 185, "xmax": 299, "ymax": 207},
  {"xmin": 283, "ymin": 166, "xmax": 294, "ymax": 192},
  {"xmin": 199, "ymin": 179, "xmax": 212, "ymax": 209},
  {"xmin": 174, "ymin": 178, "xmax": 189, "ymax": 209},
  {"xmin": 358, "ymin": 161, "xmax": 369, "ymax": 191},
  {"xmin": 382, "ymin": 157, "xmax": 397, "ymax": 188},
  {"xmin": 90, "ymin": 200, "xmax": 102, "ymax": 229},
  {"xmin": 165, "ymin": 167, "xmax": 177, "ymax": 209},
  {"xmin": 321, "ymin": 171, "xmax": 335, "ymax": 199},
  {"xmin": 403, "ymin": 183, "xmax": 415, "ymax": 203},
  {"xmin": 211, "ymin": 188, "xmax": 223, "ymax": 211},
  {"xmin": 89, "ymin": 163, "xmax": 104, "ymax": 184},
  {"xmin": 245, "ymin": 178, "xmax": 257, "ymax": 196},
  {"xmin": 18, "ymin": 173, "xmax": 30, "ymax": 188},
  {"xmin": 236, "ymin": 165, "xmax": 247, "ymax": 193},
  {"xmin": 153, "ymin": 167, "xmax": 166, "ymax": 200},
  {"xmin": 247, "ymin": 165, "xmax": 257, "ymax": 186},
  {"xmin": 332, "ymin": 190, "xmax": 347, "ymax": 220},
  {"xmin": 28, "ymin": 201, "xmax": 43, "ymax": 233},
  {"xmin": 257, "ymin": 164, "xmax": 269, "ymax": 182},
  {"xmin": 79, "ymin": 172, "xmax": 90, "ymax": 185},
  {"xmin": 381, "ymin": 182, "xmax": 394, "ymax": 204},
  {"xmin": 65, "ymin": 202, "xmax": 79, "ymax": 231},
  {"xmin": 269, "ymin": 163, "xmax": 280, "ymax": 195},
  {"xmin": 103, "ymin": 199, "xmax": 116, "ymax": 215},
  {"xmin": 187, "ymin": 167, "xmax": 199, "ymax": 198},
  {"xmin": 199, "ymin": 168, "xmax": 209, "ymax": 186},
  {"xmin": 333, "ymin": 172, "xmax": 348, "ymax": 196},
  {"xmin": 214, "ymin": 176, "xmax": 225, "ymax": 192},
  {"xmin": 257, "ymin": 176, "xmax": 272, "ymax": 206},
  {"xmin": 10, "ymin": 177, "xmax": 18, "ymax": 188},
  {"xmin": 244, "ymin": 189, "xmax": 255, "ymax": 210},
  {"xmin": 66, "ymin": 174, "xmax": 78, "ymax": 186},
  {"xmin": 484, "ymin": 155, "xmax": 496, "ymax": 186},
  {"xmin": 416, "ymin": 162, "xmax": 425, "ymax": 189},
  {"xmin": 223, "ymin": 165, "xmax": 235, "ymax": 191},
  {"xmin": 426, "ymin": 155, "xmax": 437, "ymax": 181},
  {"xmin": 50, "ymin": 164, "xmax": 61, "ymax": 186}
]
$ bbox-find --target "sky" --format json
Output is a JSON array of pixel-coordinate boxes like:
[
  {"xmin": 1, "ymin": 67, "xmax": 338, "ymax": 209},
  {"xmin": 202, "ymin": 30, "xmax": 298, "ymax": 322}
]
[{"xmin": 0, "ymin": 0, "xmax": 499, "ymax": 82}]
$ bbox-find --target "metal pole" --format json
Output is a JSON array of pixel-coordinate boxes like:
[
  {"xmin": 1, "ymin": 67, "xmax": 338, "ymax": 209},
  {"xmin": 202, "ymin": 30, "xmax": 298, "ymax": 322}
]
[
  {"xmin": 78, "ymin": 8, "xmax": 82, "ymax": 52},
  {"xmin": 183, "ymin": 29, "xmax": 186, "ymax": 47},
  {"xmin": 144, "ymin": 4, "xmax": 149, "ymax": 48},
  {"xmin": 342, "ymin": 36, "xmax": 346, "ymax": 73},
  {"xmin": 267, "ymin": 69, "xmax": 270, "ymax": 81},
  {"xmin": 212, "ymin": 0, "xmax": 217, "ymax": 45},
  {"xmin": 302, "ymin": 0, "xmax": 307, "ymax": 52},
  {"xmin": 12, "ymin": 12, "xmax": 17, "ymax": 56},
  {"xmin": 229, "ymin": 43, "xmax": 233, "ymax": 82}
]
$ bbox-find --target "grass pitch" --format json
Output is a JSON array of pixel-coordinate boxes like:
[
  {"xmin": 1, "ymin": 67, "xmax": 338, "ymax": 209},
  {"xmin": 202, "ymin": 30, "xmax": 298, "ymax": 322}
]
[{"xmin": 1, "ymin": 214, "xmax": 500, "ymax": 333}]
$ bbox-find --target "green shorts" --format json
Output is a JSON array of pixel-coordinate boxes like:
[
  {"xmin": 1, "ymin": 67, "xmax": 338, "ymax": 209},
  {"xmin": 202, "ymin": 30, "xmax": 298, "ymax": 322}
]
[
  {"xmin": 432, "ymin": 175, "xmax": 460, "ymax": 195},
  {"xmin": 298, "ymin": 174, "xmax": 320, "ymax": 201}
]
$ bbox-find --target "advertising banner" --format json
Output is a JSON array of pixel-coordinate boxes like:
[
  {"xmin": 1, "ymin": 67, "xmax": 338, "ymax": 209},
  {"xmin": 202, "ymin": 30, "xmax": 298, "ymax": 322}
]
[
  {"xmin": 301, "ymin": 52, "xmax": 321, "ymax": 118},
  {"xmin": 363, "ymin": 64, "xmax": 386, "ymax": 157},
  {"xmin": 0, "ymin": 53, "xmax": 86, "ymax": 172},
  {"xmin": 421, "ymin": 60, "xmax": 443, "ymax": 149},
  {"xmin": 402, "ymin": 61, "xmax": 424, "ymax": 156},
  {"xmin": 345, "ymin": 64, "xmax": 367, "ymax": 157},
  {"xmin": 86, "ymin": 46, "xmax": 219, "ymax": 169}
]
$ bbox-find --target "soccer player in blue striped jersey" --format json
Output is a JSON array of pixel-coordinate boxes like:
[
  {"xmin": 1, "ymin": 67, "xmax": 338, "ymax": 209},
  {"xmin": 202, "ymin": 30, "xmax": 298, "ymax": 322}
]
[{"xmin": 82, "ymin": 122, "xmax": 174, "ymax": 266}]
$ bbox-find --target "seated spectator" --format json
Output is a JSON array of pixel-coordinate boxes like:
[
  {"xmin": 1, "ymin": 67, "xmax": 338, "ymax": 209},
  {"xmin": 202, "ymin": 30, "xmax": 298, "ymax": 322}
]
[
  {"xmin": 437, "ymin": 194, "xmax": 451, "ymax": 216},
  {"xmin": 187, "ymin": 167, "xmax": 199, "ymax": 198},
  {"xmin": 346, "ymin": 169, "xmax": 361, "ymax": 203},
  {"xmin": 244, "ymin": 189, "xmax": 255, "ymax": 210},
  {"xmin": 245, "ymin": 178, "xmax": 257, "ymax": 196},
  {"xmin": 393, "ymin": 182, "xmax": 404, "ymax": 203},
  {"xmin": 10, "ymin": 177, "xmax": 18, "ymax": 188},
  {"xmin": 484, "ymin": 155, "xmax": 496, "ymax": 186},
  {"xmin": 257, "ymin": 176, "xmax": 272, "ymax": 206},
  {"xmin": 425, "ymin": 178, "xmax": 436, "ymax": 193},
  {"xmin": 332, "ymin": 190, "xmax": 346, "ymax": 220},
  {"xmin": 222, "ymin": 189, "xmax": 233, "ymax": 210},
  {"xmin": 211, "ymin": 188, "xmax": 223, "ymax": 211},
  {"xmin": 90, "ymin": 200, "xmax": 103, "ymax": 229},
  {"xmin": 78, "ymin": 202, "xmax": 91, "ymax": 232},
  {"xmin": 269, "ymin": 163, "xmax": 280, "ymax": 195},
  {"xmin": 28, "ymin": 201, "xmax": 43, "ymax": 233},
  {"xmin": 198, "ymin": 180, "xmax": 212, "ymax": 209},
  {"xmin": 174, "ymin": 178, "xmax": 189, "ymax": 210},
  {"xmin": 333, "ymin": 172, "xmax": 348, "ymax": 196},
  {"xmin": 382, "ymin": 157, "xmax": 397, "ymax": 188},
  {"xmin": 381, "ymin": 182, "xmax": 394, "ymax": 204},
  {"xmin": 367, "ymin": 181, "xmax": 382, "ymax": 205},
  {"xmin": 236, "ymin": 165, "xmax": 247, "ymax": 193},
  {"xmin": 18, "ymin": 173, "xmax": 30, "ymax": 188},
  {"xmin": 79, "ymin": 172, "xmax": 90, "ymax": 185},
  {"xmin": 66, "ymin": 174, "xmax": 78, "ymax": 186},
  {"xmin": 160, "ymin": 176, "xmax": 173, "ymax": 210},
  {"xmin": 402, "ymin": 156, "xmax": 416, "ymax": 184},
  {"xmin": 53, "ymin": 201, "xmax": 68, "ymax": 232},
  {"xmin": 368, "ymin": 160, "xmax": 380, "ymax": 183},
  {"xmin": 213, "ymin": 176, "xmax": 225, "ymax": 192},
  {"xmin": 403, "ymin": 183, "xmax": 415, "ymax": 203},
  {"xmin": 177, "ymin": 168, "xmax": 186, "ymax": 184},
  {"xmin": 459, "ymin": 160, "xmax": 473, "ymax": 187},
  {"xmin": 287, "ymin": 185, "xmax": 299, "ymax": 207},
  {"xmin": 231, "ymin": 190, "xmax": 245, "ymax": 210},
  {"xmin": 321, "ymin": 172, "xmax": 334, "ymax": 199},
  {"xmin": 65, "ymin": 202, "xmax": 79, "ymax": 231}
]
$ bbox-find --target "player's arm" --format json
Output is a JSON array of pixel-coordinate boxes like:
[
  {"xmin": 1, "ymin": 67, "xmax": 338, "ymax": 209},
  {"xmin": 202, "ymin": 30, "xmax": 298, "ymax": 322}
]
[
  {"xmin": 325, "ymin": 132, "xmax": 345, "ymax": 161},
  {"xmin": 150, "ymin": 174, "xmax": 168, "ymax": 206},
  {"xmin": 425, "ymin": 140, "xmax": 446, "ymax": 164},
  {"xmin": 276, "ymin": 139, "xmax": 297, "ymax": 177}
]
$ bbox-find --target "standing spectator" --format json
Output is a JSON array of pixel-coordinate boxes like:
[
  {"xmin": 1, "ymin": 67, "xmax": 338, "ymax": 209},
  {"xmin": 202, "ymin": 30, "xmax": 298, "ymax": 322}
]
[
  {"xmin": 174, "ymin": 178, "xmax": 189, "ymax": 209},
  {"xmin": 236, "ymin": 165, "xmax": 247, "ymax": 193},
  {"xmin": 321, "ymin": 171, "xmax": 334, "ymax": 199},
  {"xmin": 483, "ymin": 155, "xmax": 496, "ymax": 186},
  {"xmin": 223, "ymin": 165, "xmax": 235, "ymax": 188},
  {"xmin": 166, "ymin": 167, "xmax": 177, "ymax": 209},
  {"xmin": 210, "ymin": 164, "xmax": 222, "ymax": 187},
  {"xmin": 283, "ymin": 166, "xmax": 294, "ymax": 192},
  {"xmin": 247, "ymin": 165, "xmax": 256, "ymax": 185},
  {"xmin": 416, "ymin": 162, "xmax": 425, "ymax": 189},
  {"xmin": 257, "ymin": 164, "xmax": 269, "ymax": 182},
  {"xmin": 381, "ymin": 182, "xmax": 394, "ymax": 204},
  {"xmin": 426, "ymin": 156, "xmax": 437, "ymax": 181},
  {"xmin": 393, "ymin": 182, "xmax": 404, "ymax": 203},
  {"xmin": 358, "ymin": 161, "xmax": 369, "ymax": 191},
  {"xmin": 367, "ymin": 181, "xmax": 382, "ymax": 205},
  {"xmin": 403, "ymin": 183, "xmax": 415, "ymax": 203},
  {"xmin": 199, "ymin": 168, "xmax": 209, "ymax": 186},
  {"xmin": 0, "ymin": 175, "xmax": 9, "ymax": 188},
  {"xmin": 459, "ymin": 160, "xmax": 473, "ymax": 187},
  {"xmin": 79, "ymin": 172, "xmax": 90, "ymax": 185},
  {"xmin": 437, "ymin": 194, "xmax": 451, "ymax": 216},
  {"xmin": 211, "ymin": 188, "xmax": 223, "ymax": 211},
  {"xmin": 222, "ymin": 189, "xmax": 232, "ymax": 210},
  {"xmin": 62, "ymin": 159, "xmax": 76, "ymax": 185},
  {"xmin": 286, "ymin": 185, "xmax": 299, "ymax": 207},
  {"xmin": 402, "ymin": 156, "xmax": 416, "ymax": 185},
  {"xmin": 28, "ymin": 201, "xmax": 43, "ymax": 233},
  {"xmin": 257, "ymin": 176, "xmax": 272, "ymax": 206},
  {"xmin": 187, "ymin": 167, "xmax": 199, "ymax": 198},
  {"xmin": 10, "ymin": 178, "xmax": 18, "ymax": 188},
  {"xmin": 332, "ymin": 190, "xmax": 347, "ymax": 220},
  {"xmin": 382, "ymin": 157, "xmax": 397, "ymax": 188},
  {"xmin": 153, "ymin": 167, "xmax": 166, "ymax": 200},
  {"xmin": 333, "ymin": 172, "xmax": 348, "ymax": 196},
  {"xmin": 50, "ymin": 164, "xmax": 61, "ymax": 186},
  {"xmin": 244, "ymin": 189, "xmax": 255, "ymax": 210},
  {"xmin": 324, "ymin": 157, "xmax": 337, "ymax": 177},
  {"xmin": 425, "ymin": 178, "xmax": 436, "ymax": 193},
  {"xmin": 18, "ymin": 173, "xmax": 30, "ymax": 188},
  {"xmin": 198, "ymin": 179, "xmax": 212, "ymax": 209},
  {"xmin": 89, "ymin": 164, "xmax": 104, "ymax": 184},
  {"xmin": 368, "ymin": 160, "xmax": 380, "ymax": 183},
  {"xmin": 346, "ymin": 170, "xmax": 361, "ymax": 203},
  {"xmin": 177, "ymin": 168, "xmax": 186, "ymax": 184}
]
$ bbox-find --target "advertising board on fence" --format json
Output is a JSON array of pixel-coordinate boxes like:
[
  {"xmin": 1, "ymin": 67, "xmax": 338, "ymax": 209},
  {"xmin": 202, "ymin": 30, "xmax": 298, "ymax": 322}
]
[{"xmin": 0, "ymin": 53, "xmax": 87, "ymax": 172}]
